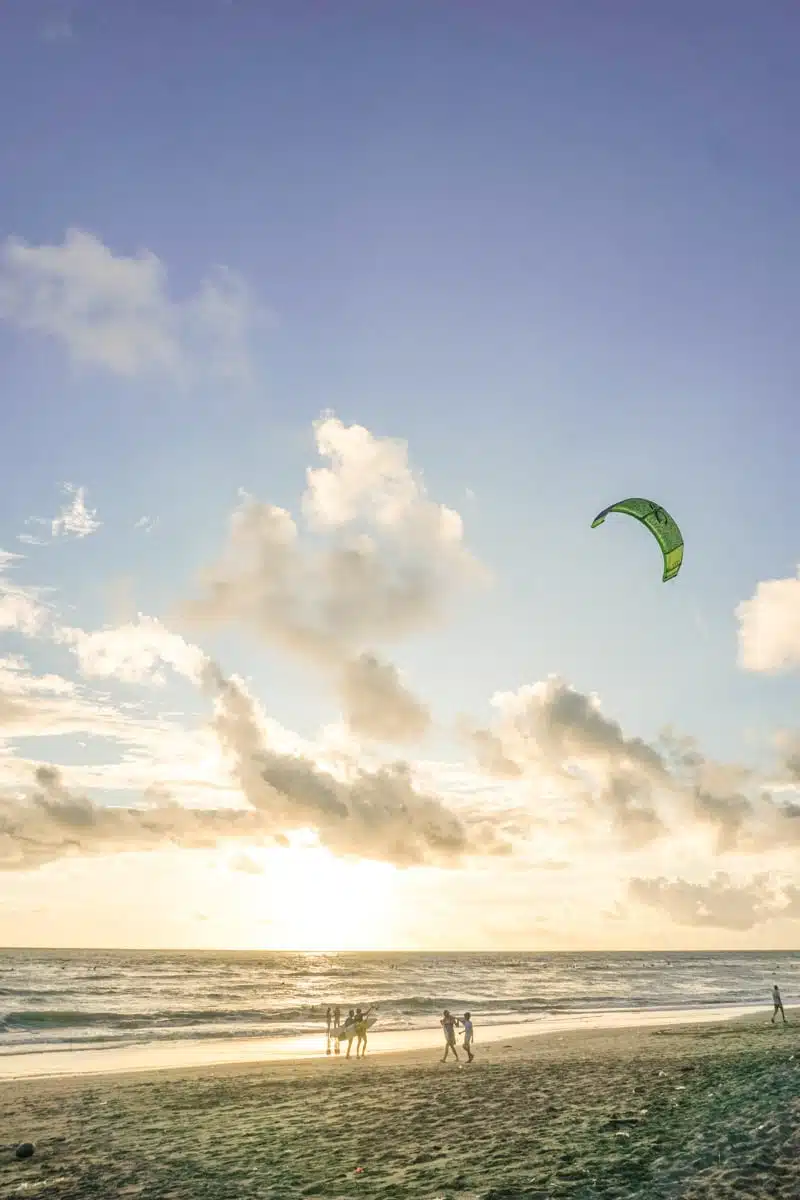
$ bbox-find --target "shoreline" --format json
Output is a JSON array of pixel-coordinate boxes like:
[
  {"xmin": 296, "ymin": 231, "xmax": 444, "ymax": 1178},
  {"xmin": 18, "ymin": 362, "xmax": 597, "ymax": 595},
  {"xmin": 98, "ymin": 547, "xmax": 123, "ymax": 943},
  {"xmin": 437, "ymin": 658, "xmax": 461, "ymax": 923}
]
[
  {"xmin": 0, "ymin": 1001, "xmax": 763, "ymax": 1083},
  {"xmin": 2, "ymin": 1011, "xmax": 797, "ymax": 1200}
]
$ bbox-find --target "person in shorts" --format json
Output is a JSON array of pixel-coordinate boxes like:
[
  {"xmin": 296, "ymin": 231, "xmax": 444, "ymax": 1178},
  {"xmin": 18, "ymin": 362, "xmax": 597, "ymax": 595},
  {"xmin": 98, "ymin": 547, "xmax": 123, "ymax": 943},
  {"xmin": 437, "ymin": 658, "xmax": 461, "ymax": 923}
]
[
  {"xmin": 343, "ymin": 1008, "xmax": 357, "ymax": 1057},
  {"xmin": 461, "ymin": 1011, "xmax": 474, "ymax": 1062},
  {"xmin": 772, "ymin": 984, "xmax": 787, "ymax": 1025},
  {"xmin": 355, "ymin": 1006, "xmax": 375, "ymax": 1057},
  {"xmin": 440, "ymin": 1009, "xmax": 460, "ymax": 1062}
]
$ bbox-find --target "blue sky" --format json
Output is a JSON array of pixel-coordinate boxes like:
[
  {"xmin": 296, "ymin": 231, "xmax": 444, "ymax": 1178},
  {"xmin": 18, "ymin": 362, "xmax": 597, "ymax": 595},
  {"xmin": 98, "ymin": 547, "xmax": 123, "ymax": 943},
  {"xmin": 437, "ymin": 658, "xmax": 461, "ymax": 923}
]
[{"xmin": 0, "ymin": 0, "xmax": 798, "ymax": 950}]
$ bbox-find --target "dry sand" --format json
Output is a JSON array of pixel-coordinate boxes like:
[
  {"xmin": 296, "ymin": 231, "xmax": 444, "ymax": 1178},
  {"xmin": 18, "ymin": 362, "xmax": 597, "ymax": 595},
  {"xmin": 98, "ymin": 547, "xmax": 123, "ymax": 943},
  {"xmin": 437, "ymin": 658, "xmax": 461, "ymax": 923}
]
[{"xmin": 1, "ymin": 1011, "xmax": 798, "ymax": 1199}]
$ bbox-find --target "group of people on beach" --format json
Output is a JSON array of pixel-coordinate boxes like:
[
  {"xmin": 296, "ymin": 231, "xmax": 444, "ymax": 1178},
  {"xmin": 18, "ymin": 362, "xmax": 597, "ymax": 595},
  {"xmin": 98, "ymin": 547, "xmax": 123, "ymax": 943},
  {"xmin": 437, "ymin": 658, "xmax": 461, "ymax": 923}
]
[
  {"xmin": 440, "ymin": 1009, "xmax": 474, "ymax": 1062},
  {"xmin": 323, "ymin": 1004, "xmax": 476, "ymax": 1063},
  {"xmin": 317, "ymin": 985, "xmax": 788, "ymax": 1066},
  {"xmin": 325, "ymin": 1004, "xmax": 374, "ymax": 1057}
]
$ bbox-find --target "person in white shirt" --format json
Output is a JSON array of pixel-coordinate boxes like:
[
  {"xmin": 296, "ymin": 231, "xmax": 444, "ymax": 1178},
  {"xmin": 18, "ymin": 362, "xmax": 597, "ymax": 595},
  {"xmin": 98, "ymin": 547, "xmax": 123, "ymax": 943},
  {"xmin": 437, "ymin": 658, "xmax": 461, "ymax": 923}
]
[
  {"xmin": 771, "ymin": 984, "xmax": 787, "ymax": 1025},
  {"xmin": 461, "ymin": 1011, "xmax": 474, "ymax": 1062}
]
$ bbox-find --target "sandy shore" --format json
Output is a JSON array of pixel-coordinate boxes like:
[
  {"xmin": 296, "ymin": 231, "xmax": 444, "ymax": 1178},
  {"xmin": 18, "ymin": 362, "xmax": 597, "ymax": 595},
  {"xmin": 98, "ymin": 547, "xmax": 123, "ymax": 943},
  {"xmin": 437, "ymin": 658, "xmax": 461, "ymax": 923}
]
[
  {"xmin": 1, "ymin": 1011, "xmax": 798, "ymax": 1199},
  {"xmin": 0, "ymin": 1004, "xmax": 763, "ymax": 1082}
]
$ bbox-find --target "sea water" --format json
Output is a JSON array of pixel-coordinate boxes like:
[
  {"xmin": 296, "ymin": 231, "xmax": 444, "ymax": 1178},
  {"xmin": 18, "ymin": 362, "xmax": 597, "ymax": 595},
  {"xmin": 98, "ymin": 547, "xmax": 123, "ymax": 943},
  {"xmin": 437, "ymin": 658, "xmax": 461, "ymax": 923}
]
[{"xmin": 1, "ymin": 948, "xmax": 794, "ymax": 1061}]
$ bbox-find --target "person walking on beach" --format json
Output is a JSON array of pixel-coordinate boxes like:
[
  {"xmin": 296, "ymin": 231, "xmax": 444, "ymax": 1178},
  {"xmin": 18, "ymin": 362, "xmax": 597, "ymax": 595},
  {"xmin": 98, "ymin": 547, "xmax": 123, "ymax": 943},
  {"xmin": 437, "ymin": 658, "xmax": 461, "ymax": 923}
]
[
  {"xmin": 355, "ymin": 1006, "xmax": 375, "ymax": 1057},
  {"xmin": 343, "ymin": 1008, "xmax": 357, "ymax": 1058},
  {"xmin": 771, "ymin": 984, "xmax": 787, "ymax": 1025},
  {"xmin": 326, "ymin": 1006, "xmax": 332, "ymax": 1037},
  {"xmin": 461, "ymin": 1011, "xmax": 474, "ymax": 1063},
  {"xmin": 440, "ymin": 1009, "xmax": 460, "ymax": 1062},
  {"xmin": 333, "ymin": 1004, "xmax": 341, "ymax": 1031}
]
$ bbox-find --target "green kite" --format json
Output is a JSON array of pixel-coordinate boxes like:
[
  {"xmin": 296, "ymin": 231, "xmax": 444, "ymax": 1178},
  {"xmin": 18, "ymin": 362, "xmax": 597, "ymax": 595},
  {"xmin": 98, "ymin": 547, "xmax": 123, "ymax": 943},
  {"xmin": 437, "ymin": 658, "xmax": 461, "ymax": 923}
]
[{"xmin": 591, "ymin": 498, "xmax": 684, "ymax": 582}]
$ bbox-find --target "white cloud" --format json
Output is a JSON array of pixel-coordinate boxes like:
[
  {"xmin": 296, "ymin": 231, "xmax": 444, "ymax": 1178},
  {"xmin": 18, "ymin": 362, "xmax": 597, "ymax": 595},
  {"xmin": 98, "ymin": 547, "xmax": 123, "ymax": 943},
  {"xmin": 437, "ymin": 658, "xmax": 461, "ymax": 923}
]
[
  {"xmin": 0, "ymin": 653, "xmax": 171, "ymax": 745},
  {"xmin": 134, "ymin": 516, "xmax": 159, "ymax": 534},
  {"xmin": 338, "ymin": 653, "xmax": 430, "ymax": 743},
  {"xmin": 0, "ymin": 412, "xmax": 798, "ymax": 943},
  {"xmin": 184, "ymin": 414, "xmax": 485, "ymax": 742},
  {"xmin": 463, "ymin": 674, "xmax": 800, "ymax": 858},
  {"xmin": 51, "ymin": 483, "xmax": 101, "ymax": 539},
  {"xmin": 0, "ymin": 552, "xmax": 49, "ymax": 635},
  {"xmin": 205, "ymin": 667, "xmax": 509, "ymax": 867},
  {"xmin": 57, "ymin": 615, "xmax": 209, "ymax": 687},
  {"xmin": 0, "ymin": 228, "xmax": 267, "ymax": 382},
  {"xmin": 736, "ymin": 568, "xmax": 800, "ymax": 673},
  {"xmin": 628, "ymin": 872, "xmax": 795, "ymax": 931}
]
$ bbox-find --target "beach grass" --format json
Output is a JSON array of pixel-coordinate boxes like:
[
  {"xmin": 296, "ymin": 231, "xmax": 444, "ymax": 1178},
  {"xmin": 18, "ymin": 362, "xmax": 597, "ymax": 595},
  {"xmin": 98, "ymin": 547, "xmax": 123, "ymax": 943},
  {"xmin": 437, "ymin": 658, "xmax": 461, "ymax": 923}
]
[{"xmin": 1, "ymin": 1013, "xmax": 798, "ymax": 1199}]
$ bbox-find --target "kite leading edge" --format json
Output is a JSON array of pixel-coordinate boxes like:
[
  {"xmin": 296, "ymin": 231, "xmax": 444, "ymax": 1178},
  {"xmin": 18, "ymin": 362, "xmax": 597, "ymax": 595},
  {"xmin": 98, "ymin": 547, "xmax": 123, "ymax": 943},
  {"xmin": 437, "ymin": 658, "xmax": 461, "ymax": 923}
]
[{"xmin": 591, "ymin": 497, "xmax": 684, "ymax": 582}]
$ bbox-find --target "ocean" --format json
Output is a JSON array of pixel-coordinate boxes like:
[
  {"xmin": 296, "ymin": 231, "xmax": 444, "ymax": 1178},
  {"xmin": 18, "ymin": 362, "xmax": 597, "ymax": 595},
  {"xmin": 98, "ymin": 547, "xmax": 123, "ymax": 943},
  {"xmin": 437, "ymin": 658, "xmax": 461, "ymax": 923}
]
[{"xmin": 0, "ymin": 949, "xmax": 795, "ymax": 1062}]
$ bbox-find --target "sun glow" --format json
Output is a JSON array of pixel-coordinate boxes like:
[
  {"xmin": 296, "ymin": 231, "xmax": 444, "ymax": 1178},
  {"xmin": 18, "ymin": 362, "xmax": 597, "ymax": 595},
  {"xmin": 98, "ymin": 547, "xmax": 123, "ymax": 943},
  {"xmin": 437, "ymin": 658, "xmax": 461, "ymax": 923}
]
[{"xmin": 260, "ymin": 842, "xmax": 398, "ymax": 951}]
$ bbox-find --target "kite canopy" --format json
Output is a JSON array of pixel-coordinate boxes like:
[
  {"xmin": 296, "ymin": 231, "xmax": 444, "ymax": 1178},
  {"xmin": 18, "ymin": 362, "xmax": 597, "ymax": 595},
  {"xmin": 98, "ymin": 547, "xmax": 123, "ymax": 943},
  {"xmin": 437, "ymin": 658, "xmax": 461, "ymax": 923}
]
[{"xmin": 591, "ymin": 497, "xmax": 684, "ymax": 582}]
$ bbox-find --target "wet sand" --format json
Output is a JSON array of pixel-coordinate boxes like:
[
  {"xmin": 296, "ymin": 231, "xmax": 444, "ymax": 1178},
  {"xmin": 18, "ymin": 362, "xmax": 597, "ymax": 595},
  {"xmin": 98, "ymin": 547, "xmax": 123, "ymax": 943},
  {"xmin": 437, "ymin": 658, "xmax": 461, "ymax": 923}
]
[
  {"xmin": 0, "ymin": 1004, "xmax": 762, "ymax": 1082},
  {"xmin": 1, "ymin": 1010, "xmax": 798, "ymax": 1199}
]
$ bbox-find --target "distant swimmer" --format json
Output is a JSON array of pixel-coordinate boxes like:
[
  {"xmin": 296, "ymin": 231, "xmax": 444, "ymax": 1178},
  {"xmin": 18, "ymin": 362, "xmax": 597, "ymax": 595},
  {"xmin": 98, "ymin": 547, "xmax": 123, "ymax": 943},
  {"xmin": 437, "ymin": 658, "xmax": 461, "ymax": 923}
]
[
  {"xmin": 771, "ymin": 984, "xmax": 787, "ymax": 1025},
  {"xmin": 440, "ymin": 1009, "xmax": 460, "ymax": 1062},
  {"xmin": 461, "ymin": 1011, "xmax": 474, "ymax": 1063}
]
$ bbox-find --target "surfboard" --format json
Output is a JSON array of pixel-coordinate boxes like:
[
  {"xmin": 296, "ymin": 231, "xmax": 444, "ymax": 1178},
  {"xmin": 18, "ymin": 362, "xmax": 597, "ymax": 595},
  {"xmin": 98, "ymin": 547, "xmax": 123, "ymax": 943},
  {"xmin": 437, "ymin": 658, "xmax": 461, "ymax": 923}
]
[{"xmin": 336, "ymin": 1016, "xmax": 377, "ymax": 1040}]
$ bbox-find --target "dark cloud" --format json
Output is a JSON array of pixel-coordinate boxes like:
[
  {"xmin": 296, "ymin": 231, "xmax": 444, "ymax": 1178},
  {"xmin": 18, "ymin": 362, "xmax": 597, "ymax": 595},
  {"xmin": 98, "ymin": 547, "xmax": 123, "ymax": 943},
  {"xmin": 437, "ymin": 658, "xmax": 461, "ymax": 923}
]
[
  {"xmin": 209, "ymin": 670, "xmax": 507, "ymax": 867},
  {"xmin": 0, "ymin": 765, "xmax": 273, "ymax": 872},
  {"xmin": 465, "ymin": 675, "xmax": 800, "ymax": 858}
]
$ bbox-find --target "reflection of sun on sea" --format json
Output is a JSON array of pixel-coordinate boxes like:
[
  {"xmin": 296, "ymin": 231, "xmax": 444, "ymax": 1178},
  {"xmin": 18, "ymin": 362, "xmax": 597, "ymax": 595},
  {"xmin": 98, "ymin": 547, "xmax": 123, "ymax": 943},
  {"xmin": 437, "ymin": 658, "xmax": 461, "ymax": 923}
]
[{"xmin": 262, "ymin": 834, "xmax": 397, "ymax": 951}]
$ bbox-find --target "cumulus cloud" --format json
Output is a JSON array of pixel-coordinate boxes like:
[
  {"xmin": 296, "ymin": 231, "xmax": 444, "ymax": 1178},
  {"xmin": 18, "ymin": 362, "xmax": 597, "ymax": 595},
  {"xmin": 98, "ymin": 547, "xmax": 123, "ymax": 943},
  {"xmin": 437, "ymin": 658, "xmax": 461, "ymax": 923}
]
[
  {"xmin": 0, "ymin": 660, "xmax": 510, "ymax": 873},
  {"xmin": 736, "ymin": 568, "xmax": 800, "ymax": 673},
  {"xmin": 628, "ymin": 872, "xmax": 793, "ymax": 931},
  {"xmin": 0, "ymin": 228, "xmax": 266, "ymax": 382},
  {"xmin": 464, "ymin": 676, "xmax": 667, "ymax": 845},
  {"xmin": 465, "ymin": 674, "xmax": 800, "ymax": 857},
  {"xmin": 57, "ymin": 615, "xmax": 209, "ymax": 687},
  {"xmin": 469, "ymin": 677, "xmax": 666, "ymax": 781},
  {"xmin": 779, "ymin": 734, "xmax": 800, "ymax": 782},
  {"xmin": 207, "ymin": 666, "xmax": 508, "ymax": 867},
  {"xmin": 0, "ymin": 553, "xmax": 48, "ymax": 636},
  {"xmin": 184, "ymin": 415, "xmax": 485, "ymax": 741},
  {"xmin": 338, "ymin": 654, "xmax": 430, "ymax": 743},
  {"xmin": 0, "ymin": 764, "xmax": 274, "ymax": 873}
]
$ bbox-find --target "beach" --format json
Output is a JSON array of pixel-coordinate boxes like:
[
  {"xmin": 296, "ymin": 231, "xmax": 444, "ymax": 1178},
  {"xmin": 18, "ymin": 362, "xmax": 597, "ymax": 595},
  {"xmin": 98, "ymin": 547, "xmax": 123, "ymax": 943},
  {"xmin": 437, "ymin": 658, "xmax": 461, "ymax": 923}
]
[{"xmin": 2, "ymin": 1010, "xmax": 798, "ymax": 1200}]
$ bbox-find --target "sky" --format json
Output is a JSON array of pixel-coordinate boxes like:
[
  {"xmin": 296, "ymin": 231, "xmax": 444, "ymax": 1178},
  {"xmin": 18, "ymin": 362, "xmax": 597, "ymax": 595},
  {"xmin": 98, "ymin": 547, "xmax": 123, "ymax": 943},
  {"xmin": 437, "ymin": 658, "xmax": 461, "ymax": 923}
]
[{"xmin": 0, "ymin": 0, "xmax": 799, "ymax": 952}]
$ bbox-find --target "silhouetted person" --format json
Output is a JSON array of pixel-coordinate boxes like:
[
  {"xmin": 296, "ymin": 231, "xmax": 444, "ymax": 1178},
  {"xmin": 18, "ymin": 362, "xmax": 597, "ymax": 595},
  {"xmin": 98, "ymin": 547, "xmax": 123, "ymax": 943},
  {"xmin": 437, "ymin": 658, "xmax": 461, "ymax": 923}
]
[
  {"xmin": 461, "ymin": 1011, "xmax": 474, "ymax": 1062},
  {"xmin": 343, "ymin": 1008, "xmax": 357, "ymax": 1058},
  {"xmin": 772, "ymin": 984, "xmax": 787, "ymax": 1025},
  {"xmin": 440, "ymin": 1009, "xmax": 460, "ymax": 1062}
]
